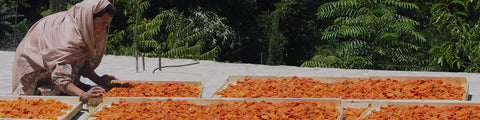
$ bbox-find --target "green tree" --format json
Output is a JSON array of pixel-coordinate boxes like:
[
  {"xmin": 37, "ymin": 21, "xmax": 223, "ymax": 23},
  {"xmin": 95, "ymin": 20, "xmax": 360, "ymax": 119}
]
[
  {"xmin": 196, "ymin": 0, "xmax": 268, "ymax": 63},
  {"xmin": 429, "ymin": 0, "xmax": 480, "ymax": 72},
  {"xmin": 189, "ymin": 9, "xmax": 239, "ymax": 61},
  {"xmin": 258, "ymin": 0, "xmax": 296, "ymax": 65},
  {"xmin": 105, "ymin": 0, "xmax": 151, "ymax": 56},
  {"xmin": 282, "ymin": 0, "xmax": 326, "ymax": 66},
  {"xmin": 0, "ymin": 0, "xmax": 16, "ymax": 38},
  {"xmin": 136, "ymin": 10, "xmax": 214, "ymax": 59},
  {"xmin": 49, "ymin": 0, "xmax": 67, "ymax": 13},
  {"xmin": 0, "ymin": 0, "xmax": 28, "ymax": 50},
  {"xmin": 135, "ymin": 9, "xmax": 237, "ymax": 60},
  {"xmin": 107, "ymin": 0, "xmax": 237, "ymax": 61},
  {"xmin": 303, "ymin": 0, "xmax": 428, "ymax": 70},
  {"xmin": 41, "ymin": 0, "xmax": 81, "ymax": 16}
]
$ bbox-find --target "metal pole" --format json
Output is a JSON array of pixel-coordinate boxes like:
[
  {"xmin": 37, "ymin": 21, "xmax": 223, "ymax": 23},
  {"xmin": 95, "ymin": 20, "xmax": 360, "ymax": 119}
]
[
  {"xmin": 14, "ymin": 0, "xmax": 18, "ymax": 49},
  {"xmin": 260, "ymin": 52, "xmax": 263, "ymax": 64},
  {"xmin": 133, "ymin": 0, "xmax": 139, "ymax": 73},
  {"xmin": 142, "ymin": 53, "xmax": 145, "ymax": 71},
  {"xmin": 158, "ymin": 51, "xmax": 162, "ymax": 71},
  {"xmin": 152, "ymin": 51, "xmax": 162, "ymax": 73}
]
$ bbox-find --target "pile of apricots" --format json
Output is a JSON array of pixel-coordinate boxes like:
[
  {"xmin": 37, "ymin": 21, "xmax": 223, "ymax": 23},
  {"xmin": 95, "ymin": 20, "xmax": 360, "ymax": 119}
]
[
  {"xmin": 0, "ymin": 97, "xmax": 72, "ymax": 120},
  {"xmin": 216, "ymin": 76, "xmax": 465, "ymax": 100},
  {"xmin": 362, "ymin": 104, "xmax": 480, "ymax": 119},
  {"xmin": 90, "ymin": 99, "xmax": 339, "ymax": 119},
  {"xmin": 103, "ymin": 82, "xmax": 200, "ymax": 97},
  {"xmin": 343, "ymin": 107, "xmax": 369, "ymax": 120}
]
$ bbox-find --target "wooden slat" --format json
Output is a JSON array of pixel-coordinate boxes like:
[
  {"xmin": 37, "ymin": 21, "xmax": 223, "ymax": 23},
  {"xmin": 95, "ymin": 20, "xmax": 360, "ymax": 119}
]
[
  {"xmin": 0, "ymin": 95, "xmax": 82, "ymax": 120},
  {"xmin": 88, "ymin": 98, "xmax": 343, "ymax": 120},
  {"xmin": 213, "ymin": 76, "xmax": 468, "ymax": 100}
]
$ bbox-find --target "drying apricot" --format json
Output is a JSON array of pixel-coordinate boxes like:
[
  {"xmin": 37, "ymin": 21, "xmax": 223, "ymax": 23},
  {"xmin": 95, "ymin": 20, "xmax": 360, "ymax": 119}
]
[
  {"xmin": 361, "ymin": 104, "xmax": 477, "ymax": 119},
  {"xmin": 344, "ymin": 107, "xmax": 368, "ymax": 120},
  {"xmin": 215, "ymin": 77, "xmax": 465, "ymax": 100},
  {"xmin": 0, "ymin": 97, "xmax": 72, "ymax": 120},
  {"xmin": 90, "ymin": 99, "xmax": 339, "ymax": 119},
  {"xmin": 103, "ymin": 82, "xmax": 201, "ymax": 97}
]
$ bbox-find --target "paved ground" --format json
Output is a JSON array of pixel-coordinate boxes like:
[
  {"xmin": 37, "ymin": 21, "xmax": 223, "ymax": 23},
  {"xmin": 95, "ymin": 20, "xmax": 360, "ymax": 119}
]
[{"xmin": 1, "ymin": 50, "xmax": 480, "ymax": 119}]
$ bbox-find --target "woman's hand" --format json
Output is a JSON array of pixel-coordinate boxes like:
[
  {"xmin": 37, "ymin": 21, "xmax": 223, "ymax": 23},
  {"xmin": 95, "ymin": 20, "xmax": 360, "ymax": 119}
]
[
  {"xmin": 99, "ymin": 74, "xmax": 117, "ymax": 87},
  {"xmin": 80, "ymin": 86, "xmax": 106, "ymax": 102},
  {"xmin": 100, "ymin": 74, "xmax": 117, "ymax": 81},
  {"xmin": 79, "ymin": 65, "xmax": 118, "ymax": 86}
]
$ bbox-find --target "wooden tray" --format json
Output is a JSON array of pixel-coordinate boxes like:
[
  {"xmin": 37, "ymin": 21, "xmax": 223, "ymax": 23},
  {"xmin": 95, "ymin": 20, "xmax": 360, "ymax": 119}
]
[
  {"xmin": 88, "ymin": 98, "xmax": 343, "ymax": 120},
  {"xmin": 107, "ymin": 80, "xmax": 203, "ymax": 97},
  {"xmin": 212, "ymin": 76, "xmax": 469, "ymax": 100},
  {"xmin": 359, "ymin": 100, "xmax": 480, "ymax": 119},
  {"xmin": 0, "ymin": 95, "xmax": 82, "ymax": 120},
  {"xmin": 87, "ymin": 80, "xmax": 202, "ymax": 113}
]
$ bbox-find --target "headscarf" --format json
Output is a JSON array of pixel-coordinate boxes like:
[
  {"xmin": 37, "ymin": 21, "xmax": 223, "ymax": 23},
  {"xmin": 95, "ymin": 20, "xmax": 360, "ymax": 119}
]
[{"xmin": 12, "ymin": 0, "xmax": 111, "ymax": 91}]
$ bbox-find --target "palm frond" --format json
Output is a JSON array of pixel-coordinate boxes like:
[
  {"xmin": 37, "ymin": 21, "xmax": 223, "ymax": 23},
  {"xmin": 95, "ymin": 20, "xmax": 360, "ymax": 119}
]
[
  {"xmin": 316, "ymin": 0, "xmax": 360, "ymax": 20},
  {"xmin": 300, "ymin": 55, "xmax": 344, "ymax": 68},
  {"xmin": 383, "ymin": 1, "xmax": 419, "ymax": 11},
  {"xmin": 137, "ymin": 40, "xmax": 157, "ymax": 53},
  {"xmin": 181, "ymin": 30, "xmax": 207, "ymax": 47},
  {"xmin": 199, "ymin": 46, "xmax": 219, "ymax": 60},
  {"xmin": 162, "ymin": 42, "xmax": 202, "ymax": 59}
]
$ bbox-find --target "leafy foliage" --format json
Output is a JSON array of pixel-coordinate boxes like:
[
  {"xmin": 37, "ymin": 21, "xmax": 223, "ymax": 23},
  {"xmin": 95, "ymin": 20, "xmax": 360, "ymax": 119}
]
[
  {"xmin": 190, "ymin": 9, "xmax": 239, "ymax": 61},
  {"xmin": 0, "ymin": 0, "xmax": 28, "ymax": 50},
  {"xmin": 121, "ymin": 7, "xmax": 236, "ymax": 61},
  {"xmin": 106, "ymin": 0, "xmax": 151, "ymax": 55},
  {"xmin": 7, "ymin": 0, "xmax": 480, "ymax": 73},
  {"xmin": 257, "ymin": 0, "xmax": 297, "ymax": 65},
  {"xmin": 429, "ymin": 0, "xmax": 480, "ymax": 72},
  {"xmin": 151, "ymin": 16, "xmax": 212, "ymax": 59},
  {"xmin": 105, "ymin": 0, "xmax": 238, "ymax": 61},
  {"xmin": 303, "ymin": 0, "xmax": 429, "ymax": 71},
  {"xmin": 41, "ymin": 0, "xmax": 82, "ymax": 16},
  {"xmin": 0, "ymin": 1, "xmax": 16, "ymax": 37}
]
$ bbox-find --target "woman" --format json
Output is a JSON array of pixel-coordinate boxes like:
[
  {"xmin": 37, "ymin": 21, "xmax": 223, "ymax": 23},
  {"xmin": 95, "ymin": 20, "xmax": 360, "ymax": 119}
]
[{"xmin": 12, "ymin": 0, "xmax": 117, "ymax": 101}]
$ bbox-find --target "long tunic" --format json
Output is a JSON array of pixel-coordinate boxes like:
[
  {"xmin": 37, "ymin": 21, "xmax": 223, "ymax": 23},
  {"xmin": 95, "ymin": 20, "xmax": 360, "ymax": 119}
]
[{"xmin": 13, "ymin": 60, "xmax": 90, "ymax": 95}]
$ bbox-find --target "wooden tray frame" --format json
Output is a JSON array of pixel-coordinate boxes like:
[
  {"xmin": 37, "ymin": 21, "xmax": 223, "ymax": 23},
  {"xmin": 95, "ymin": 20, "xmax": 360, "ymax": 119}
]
[
  {"xmin": 88, "ymin": 98, "xmax": 343, "ymax": 120},
  {"xmin": 212, "ymin": 76, "xmax": 469, "ymax": 100},
  {"xmin": 88, "ymin": 80, "xmax": 203, "ymax": 113},
  {"xmin": 0, "ymin": 95, "xmax": 82, "ymax": 120}
]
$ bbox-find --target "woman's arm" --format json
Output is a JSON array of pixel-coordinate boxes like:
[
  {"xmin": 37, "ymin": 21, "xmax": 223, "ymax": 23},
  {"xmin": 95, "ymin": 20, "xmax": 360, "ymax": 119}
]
[
  {"xmin": 52, "ymin": 63, "xmax": 104, "ymax": 101},
  {"xmin": 79, "ymin": 65, "xmax": 104, "ymax": 84},
  {"xmin": 79, "ymin": 65, "xmax": 117, "ymax": 86},
  {"xmin": 63, "ymin": 83, "xmax": 85, "ymax": 96}
]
